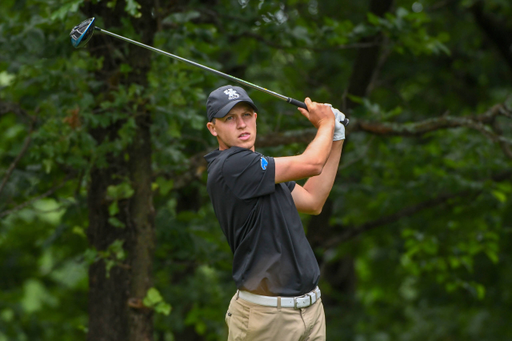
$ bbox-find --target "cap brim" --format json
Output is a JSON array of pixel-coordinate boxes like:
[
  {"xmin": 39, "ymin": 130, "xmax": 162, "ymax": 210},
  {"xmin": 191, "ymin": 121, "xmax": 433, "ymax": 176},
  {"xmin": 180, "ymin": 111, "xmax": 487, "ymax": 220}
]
[{"xmin": 212, "ymin": 100, "xmax": 258, "ymax": 120}]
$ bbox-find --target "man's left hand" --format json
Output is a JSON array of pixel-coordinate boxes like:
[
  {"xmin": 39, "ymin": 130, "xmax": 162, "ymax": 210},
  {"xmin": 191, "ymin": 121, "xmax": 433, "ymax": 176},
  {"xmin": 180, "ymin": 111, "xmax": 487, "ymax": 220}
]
[{"xmin": 324, "ymin": 104, "xmax": 346, "ymax": 141}]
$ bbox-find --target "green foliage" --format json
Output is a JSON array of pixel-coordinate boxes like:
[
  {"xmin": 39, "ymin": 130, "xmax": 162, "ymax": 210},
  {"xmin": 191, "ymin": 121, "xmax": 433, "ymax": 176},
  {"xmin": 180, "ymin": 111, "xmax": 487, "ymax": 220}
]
[
  {"xmin": 367, "ymin": 7, "xmax": 450, "ymax": 55},
  {"xmin": 106, "ymin": 182, "xmax": 134, "ymax": 201},
  {"xmin": 1, "ymin": 0, "xmax": 511, "ymax": 340},
  {"xmin": 143, "ymin": 288, "xmax": 172, "ymax": 316}
]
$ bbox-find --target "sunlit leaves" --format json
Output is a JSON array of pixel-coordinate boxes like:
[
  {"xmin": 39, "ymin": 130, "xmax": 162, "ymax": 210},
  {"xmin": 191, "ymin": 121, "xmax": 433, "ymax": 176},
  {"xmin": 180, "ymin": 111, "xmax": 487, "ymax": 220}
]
[
  {"xmin": 50, "ymin": 0, "xmax": 83, "ymax": 21},
  {"xmin": 143, "ymin": 287, "xmax": 172, "ymax": 316},
  {"xmin": 21, "ymin": 279, "xmax": 58, "ymax": 313},
  {"xmin": 124, "ymin": 0, "xmax": 142, "ymax": 18}
]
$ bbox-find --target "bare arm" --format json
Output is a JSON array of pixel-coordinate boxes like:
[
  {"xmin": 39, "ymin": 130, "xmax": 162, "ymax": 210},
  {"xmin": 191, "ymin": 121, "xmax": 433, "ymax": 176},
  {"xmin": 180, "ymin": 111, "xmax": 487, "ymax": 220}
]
[
  {"xmin": 291, "ymin": 140, "xmax": 344, "ymax": 215},
  {"xmin": 274, "ymin": 98, "xmax": 335, "ymax": 183}
]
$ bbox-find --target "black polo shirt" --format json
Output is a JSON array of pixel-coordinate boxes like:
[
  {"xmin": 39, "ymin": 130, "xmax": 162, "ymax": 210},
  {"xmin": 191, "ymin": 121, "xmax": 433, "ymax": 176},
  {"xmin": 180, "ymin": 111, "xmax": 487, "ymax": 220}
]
[{"xmin": 204, "ymin": 147, "xmax": 320, "ymax": 296}]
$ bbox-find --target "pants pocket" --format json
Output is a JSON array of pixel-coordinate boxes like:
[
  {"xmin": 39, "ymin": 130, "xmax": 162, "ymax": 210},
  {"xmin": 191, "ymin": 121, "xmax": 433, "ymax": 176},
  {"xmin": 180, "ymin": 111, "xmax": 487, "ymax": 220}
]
[{"xmin": 226, "ymin": 297, "xmax": 250, "ymax": 341}]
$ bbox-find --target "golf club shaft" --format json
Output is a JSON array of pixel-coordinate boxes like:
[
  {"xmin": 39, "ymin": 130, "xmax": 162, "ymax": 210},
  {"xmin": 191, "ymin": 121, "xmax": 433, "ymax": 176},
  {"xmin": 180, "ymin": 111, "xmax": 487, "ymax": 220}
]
[
  {"xmin": 94, "ymin": 26, "xmax": 349, "ymax": 126},
  {"xmin": 96, "ymin": 27, "xmax": 299, "ymax": 105}
]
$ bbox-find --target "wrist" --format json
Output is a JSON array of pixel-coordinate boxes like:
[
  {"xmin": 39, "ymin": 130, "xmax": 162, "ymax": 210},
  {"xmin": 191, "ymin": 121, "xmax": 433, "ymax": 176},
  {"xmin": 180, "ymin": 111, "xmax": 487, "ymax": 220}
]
[{"xmin": 318, "ymin": 119, "xmax": 335, "ymax": 130}]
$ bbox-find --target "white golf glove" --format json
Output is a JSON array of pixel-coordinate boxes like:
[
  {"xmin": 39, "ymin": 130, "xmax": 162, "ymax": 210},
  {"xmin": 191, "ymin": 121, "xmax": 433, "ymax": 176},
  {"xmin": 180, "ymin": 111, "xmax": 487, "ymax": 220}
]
[{"xmin": 325, "ymin": 104, "xmax": 346, "ymax": 141}]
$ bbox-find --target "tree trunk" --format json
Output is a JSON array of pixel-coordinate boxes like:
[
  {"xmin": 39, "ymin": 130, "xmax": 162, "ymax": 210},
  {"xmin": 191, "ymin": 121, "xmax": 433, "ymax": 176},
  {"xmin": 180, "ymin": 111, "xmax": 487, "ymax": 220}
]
[
  {"xmin": 84, "ymin": 1, "xmax": 157, "ymax": 340},
  {"xmin": 470, "ymin": 0, "xmax": 512, "ymax": 78},
  {"xmin": 87, "ymin": 163, "xmax": 131, "ymax": 341},
  {"xmin": 343, "ymin": 0, "xmax": 395, "ymax": 111}
]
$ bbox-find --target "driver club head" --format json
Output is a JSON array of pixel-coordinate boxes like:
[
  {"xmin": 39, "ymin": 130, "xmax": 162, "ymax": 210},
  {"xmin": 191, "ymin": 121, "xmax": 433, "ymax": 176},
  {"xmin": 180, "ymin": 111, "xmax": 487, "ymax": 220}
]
[{"xmin": 70, "ymin": 17, "xmax": 96, "ymax": 48}]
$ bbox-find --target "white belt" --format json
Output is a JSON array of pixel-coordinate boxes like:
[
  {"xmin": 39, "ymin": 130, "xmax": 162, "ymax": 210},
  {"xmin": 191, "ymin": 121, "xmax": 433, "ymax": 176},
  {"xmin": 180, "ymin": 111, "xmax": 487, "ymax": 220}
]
[{"xmin": 238, "ymin": 287, "xmax": 321, "ymax": 309}]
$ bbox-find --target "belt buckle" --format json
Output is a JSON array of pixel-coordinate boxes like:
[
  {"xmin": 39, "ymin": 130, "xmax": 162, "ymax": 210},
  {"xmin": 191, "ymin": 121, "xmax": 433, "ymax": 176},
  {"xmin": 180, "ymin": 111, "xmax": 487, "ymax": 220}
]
[
  {"xmin": 308, "ymin": 292, "xmax": 316, "ymax": 304},
  {"xmin": 294, "ymin": 294, "xmax": 313, "ymax": 309},
  {"xmin": 293, "ymin": 297, "xmax": 299, "ymax": 309}
]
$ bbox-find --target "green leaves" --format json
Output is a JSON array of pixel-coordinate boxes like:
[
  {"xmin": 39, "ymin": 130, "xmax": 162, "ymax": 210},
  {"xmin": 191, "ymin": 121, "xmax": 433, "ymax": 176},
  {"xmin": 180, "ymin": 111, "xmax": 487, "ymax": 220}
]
[
  {"xmin": 21, "ymin": 279, "xmax": 58, "ymax": 313},
  {"xmin": 400, "ymin": 218, "xmax": 501, "ymax": 300},
  {"xmin": 125, "ymin": 0, "xmax": 142, "ymax": 18},
  {"xmin": 50, "ymin": 0, "xmax": 83, "ymax": 21},
  {"xmin": 106, "ymin": 182, "xmax": 134, "ymax": 229},
  {"xmin": 83, "ymin": 240, "xmax": 126, "ymax": 278},
  {"xmin": 106, "ymin": 0, "xmax": 141, "ymax": 17},
  {"xmin": 154, "ymin": 177, "xmax": 174, "ymax": 196},
  {"xmin": 366, "ymin": 7, "xmax": 451, "ymax": 56},
  {"xmin": 0, "ymin": 71, "xmax": 15, "ymax": 87},
  {"xmin": 106, "ymin": 182, "xmax": 134, "ymax": 201},
  {"xmin": 1, "ymin": 0, "xmax": 512, "ymax": 340},
  {"xmin": 143, "ymin": 288, "xmax": 172, "ymax": 316}
]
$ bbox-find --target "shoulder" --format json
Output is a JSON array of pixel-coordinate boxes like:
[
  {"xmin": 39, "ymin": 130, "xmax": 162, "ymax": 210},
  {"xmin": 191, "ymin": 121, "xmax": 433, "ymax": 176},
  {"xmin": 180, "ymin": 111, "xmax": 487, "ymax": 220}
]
[
  {"xmin": 206, "ymin": 147, "xmax": 249, "ymax": 169},
  {"xmin": 224, "ymin": 148, "xmax": 272, "ymax": 171},
  {"xmin": 207, "ymin": 148, "xmax": 276, "ymax": 199}
]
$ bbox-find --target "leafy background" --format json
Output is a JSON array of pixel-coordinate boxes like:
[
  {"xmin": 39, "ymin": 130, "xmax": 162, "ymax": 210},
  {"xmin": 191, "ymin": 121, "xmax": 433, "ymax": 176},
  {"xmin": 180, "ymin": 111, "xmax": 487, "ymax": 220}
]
[{"xmin": 1, "ymin": 0, "xmax": 511, "ymax": 340}]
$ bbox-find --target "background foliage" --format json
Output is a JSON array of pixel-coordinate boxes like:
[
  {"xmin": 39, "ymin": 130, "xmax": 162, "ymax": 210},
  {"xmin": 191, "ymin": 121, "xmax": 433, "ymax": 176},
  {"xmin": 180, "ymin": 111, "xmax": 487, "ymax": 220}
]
[{"xmin": 1, "ymin": 0, "xmax": 511, "ymax": 340}]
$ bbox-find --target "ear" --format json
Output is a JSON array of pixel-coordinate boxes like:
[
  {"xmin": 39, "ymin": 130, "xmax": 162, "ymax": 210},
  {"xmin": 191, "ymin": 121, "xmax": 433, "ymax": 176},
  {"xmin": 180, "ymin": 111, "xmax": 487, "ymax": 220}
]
[{"xmin": 206, "ymin": 122, "xmax": 217, "ymax": 136}]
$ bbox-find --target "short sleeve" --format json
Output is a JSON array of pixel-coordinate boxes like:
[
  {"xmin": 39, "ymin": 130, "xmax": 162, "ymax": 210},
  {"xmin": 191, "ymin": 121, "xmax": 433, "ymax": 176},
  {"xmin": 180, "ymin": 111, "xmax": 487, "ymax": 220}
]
[
  {"xmin": 222, "ymin": 149, "xmax": 276, "ymax": 199},
  {"xmin": 285, "ymin": 181, "xmax": 296, "ymax": 192}
]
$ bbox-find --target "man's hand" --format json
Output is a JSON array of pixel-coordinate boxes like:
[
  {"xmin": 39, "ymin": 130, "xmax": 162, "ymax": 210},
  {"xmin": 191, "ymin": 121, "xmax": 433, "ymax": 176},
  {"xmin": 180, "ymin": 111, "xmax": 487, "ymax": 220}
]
[
  {"xmin": 275, "ymin": 98, "xmax": 335, "ymax": 184},
  {"xmin": 324, "ymin": 104, "xmax": 346, "ymax": 141},
  {"xmin": 298, "ymin": 98, "xmax": 335, "ymax": 129}
]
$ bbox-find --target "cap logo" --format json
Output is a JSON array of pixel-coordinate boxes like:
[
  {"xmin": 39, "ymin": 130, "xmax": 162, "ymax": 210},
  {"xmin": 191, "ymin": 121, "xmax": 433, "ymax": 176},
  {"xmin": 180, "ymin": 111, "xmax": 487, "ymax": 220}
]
[{"xmin": 224, "ymin": 88, "xmax": 240, "ymax": 100}]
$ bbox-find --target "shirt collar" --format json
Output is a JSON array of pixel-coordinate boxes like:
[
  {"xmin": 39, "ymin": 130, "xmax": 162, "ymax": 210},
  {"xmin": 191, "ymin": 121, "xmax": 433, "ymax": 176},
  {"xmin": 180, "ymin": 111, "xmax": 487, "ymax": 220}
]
[
  {"xmin": 204, "ymin": 149, "xmax": 221, "ymax": 164},
  {"xmin": 204, "ymin": 146, "xmax": 256, "ymax": 164}
]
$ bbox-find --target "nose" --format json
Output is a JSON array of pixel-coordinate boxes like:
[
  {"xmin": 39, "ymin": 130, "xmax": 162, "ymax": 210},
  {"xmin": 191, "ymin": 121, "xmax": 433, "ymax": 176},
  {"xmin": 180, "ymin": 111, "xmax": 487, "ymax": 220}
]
[{"xmin": 236, "ymin": 115, "xmax": 246, "ymax": 128}]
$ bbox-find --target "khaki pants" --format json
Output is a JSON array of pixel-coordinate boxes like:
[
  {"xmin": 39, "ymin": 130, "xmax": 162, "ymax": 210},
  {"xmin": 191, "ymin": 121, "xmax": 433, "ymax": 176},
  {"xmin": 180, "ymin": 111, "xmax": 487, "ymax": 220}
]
[{"xmin": 225, "ymin": 292, "xmax": 326, "ymax": 341}]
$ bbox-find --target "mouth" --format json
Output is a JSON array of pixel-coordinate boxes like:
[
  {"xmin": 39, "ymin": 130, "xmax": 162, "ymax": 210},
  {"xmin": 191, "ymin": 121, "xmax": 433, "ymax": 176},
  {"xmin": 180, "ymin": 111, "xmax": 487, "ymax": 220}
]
[{"xmin": 238, "ymin": 133, "xmax": 251, "ymax": 141}]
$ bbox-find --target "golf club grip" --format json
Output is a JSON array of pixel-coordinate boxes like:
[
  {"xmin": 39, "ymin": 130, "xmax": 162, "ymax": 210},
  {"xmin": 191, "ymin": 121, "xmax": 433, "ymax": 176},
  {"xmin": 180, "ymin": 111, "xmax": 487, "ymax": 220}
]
[
  {"xmin": 288, "ymin": 97, "xmax": 308, "ymax": 110},
  {"xmin": 288, "ymin": 98, "xmax": 350, "ymax": 127}
]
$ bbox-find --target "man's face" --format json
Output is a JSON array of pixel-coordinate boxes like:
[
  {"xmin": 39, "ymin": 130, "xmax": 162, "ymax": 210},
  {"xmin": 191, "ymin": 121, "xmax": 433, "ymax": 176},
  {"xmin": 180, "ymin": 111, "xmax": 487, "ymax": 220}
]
[{"xmin": 206, "ymin": 103, "xmax": 257, "ymax": 151}]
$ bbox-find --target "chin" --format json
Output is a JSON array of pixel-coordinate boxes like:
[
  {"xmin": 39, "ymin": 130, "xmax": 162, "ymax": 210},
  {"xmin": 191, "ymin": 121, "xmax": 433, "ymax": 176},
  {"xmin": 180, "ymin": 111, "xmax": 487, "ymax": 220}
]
[
  {"xmin": 235, "ymin": 141, "xmax": 255, "ymax": 150},
  {"xmin": 237, "ymin": 143, "xmax": 253, "ymax": 149}
]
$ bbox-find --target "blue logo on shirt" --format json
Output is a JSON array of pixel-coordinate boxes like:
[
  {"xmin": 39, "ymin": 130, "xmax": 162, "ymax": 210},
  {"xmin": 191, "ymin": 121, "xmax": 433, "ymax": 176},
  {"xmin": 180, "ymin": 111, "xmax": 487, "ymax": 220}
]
[{"xmin": 260, "ymin": 157, "xmax": 268, "ymax": 170}]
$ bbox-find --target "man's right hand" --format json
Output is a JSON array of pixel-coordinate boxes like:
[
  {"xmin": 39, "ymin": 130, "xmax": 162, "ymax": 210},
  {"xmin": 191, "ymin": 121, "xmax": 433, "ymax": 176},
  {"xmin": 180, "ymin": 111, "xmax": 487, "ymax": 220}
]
[
  {"xmin": 275, "ymin": 97, "xmax": 335, "ymax": 184},
  {"xmin": 297, "ymin": 98, "xmax": 335, "ymax": 129}
]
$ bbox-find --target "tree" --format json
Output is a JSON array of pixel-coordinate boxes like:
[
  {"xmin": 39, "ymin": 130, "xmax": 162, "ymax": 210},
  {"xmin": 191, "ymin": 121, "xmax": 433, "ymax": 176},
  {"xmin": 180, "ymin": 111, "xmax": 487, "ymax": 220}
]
[{"xmin": 1, "ymin": 0, "xmax": 511, "ymax": 340}]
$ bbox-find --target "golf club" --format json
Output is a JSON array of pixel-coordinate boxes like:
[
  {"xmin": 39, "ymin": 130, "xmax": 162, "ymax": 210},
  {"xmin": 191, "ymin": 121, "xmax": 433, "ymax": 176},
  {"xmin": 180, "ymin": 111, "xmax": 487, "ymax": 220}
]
[{"xmin": 70, "ymin": 17, "xmax": 349, "ymax": 126}]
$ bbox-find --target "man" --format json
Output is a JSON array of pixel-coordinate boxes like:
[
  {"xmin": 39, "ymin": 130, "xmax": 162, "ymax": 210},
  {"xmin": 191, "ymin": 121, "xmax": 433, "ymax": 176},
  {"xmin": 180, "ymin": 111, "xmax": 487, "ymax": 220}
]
[{"xmin": 204, "ymin": 85, "xmax": 345, "ymax": 341}]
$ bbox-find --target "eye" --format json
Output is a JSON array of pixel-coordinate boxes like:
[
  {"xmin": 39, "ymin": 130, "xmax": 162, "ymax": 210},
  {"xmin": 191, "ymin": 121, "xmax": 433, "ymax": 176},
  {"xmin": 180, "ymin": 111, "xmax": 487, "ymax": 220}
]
[{"xmin": 225, "ymin": 116, "xmax": 233, "ymax": 121}]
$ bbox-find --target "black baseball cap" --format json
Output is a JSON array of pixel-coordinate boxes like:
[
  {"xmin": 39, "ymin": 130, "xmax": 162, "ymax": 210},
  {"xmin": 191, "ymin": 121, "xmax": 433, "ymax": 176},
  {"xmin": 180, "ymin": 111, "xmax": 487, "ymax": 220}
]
[{"xmin": 206, "ymin": 85, "xmax": 258, "ymax": 122}]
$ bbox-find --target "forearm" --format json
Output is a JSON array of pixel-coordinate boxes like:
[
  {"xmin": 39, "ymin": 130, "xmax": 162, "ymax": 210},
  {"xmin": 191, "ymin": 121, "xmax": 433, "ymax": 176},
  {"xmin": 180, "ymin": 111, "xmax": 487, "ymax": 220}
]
[
  {"xmin": 275, "ymin": 99, "xmax": 336, "ymax": 184},
  {"xmin": 300, "ymin": 123, "xmax": 334, "ymax": 171},
  {"xmin": 302, "ymin": 140, "xmax": 344, "ymax": 209}
]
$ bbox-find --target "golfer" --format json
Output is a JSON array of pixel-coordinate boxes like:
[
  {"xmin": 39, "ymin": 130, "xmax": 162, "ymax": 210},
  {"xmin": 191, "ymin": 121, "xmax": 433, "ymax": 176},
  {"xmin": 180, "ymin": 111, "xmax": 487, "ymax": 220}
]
[{"xmin": 204, "ymin": 85, "xmax": 345, "ymax": 341}]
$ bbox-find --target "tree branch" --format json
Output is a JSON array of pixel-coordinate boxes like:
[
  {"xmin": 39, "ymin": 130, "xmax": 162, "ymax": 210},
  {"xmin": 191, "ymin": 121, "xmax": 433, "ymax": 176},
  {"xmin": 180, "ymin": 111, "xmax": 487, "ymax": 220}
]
[
  {"xmin": 343, "ymin": 0, "xmax": 395, "ymax": 111},
  {"xmin": 324, "ymin": 191, "xmax": 469, "ymax": 247},
  {"xmin": 241, "ymin": 31, "xmax": 381, "ymax": 51},
  {"xmin": 0, "ymin": 130, "xmax": 33, "ymax": 197},
  {"xmin": 164, "ymin": 102, "xmax": 511, "ymax": 190},
  {"xmin": 324, "ymin": 169, "xmax": 512, "ymax": 247},
  {"xmin": 470, "ymin": 0, "xmax": 512, "ymax": 76},
  {"xmin": 0, "ymin": 101, "xmax": 33, "ymax": 122},
  {"xmin": 260, "ymin": 103, "xmax": 511, "ymax": 143},
  {"xmin": 492, "ymin": 117, "xmax": 512, "ymax": 160},
  {"xmin": 0, "ymin": 175, "xmax": 73, "ymax": 218},
  {"xmin": 350, "ymin": 103, "xmax": 510, "ymax": 139}
]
